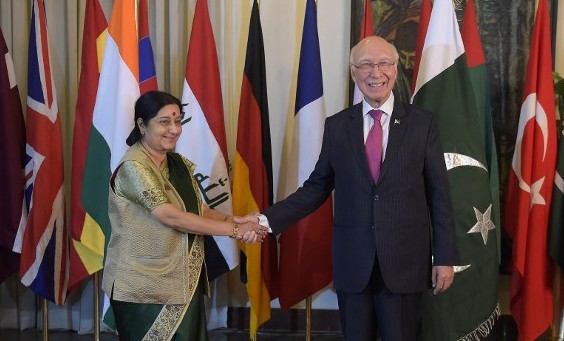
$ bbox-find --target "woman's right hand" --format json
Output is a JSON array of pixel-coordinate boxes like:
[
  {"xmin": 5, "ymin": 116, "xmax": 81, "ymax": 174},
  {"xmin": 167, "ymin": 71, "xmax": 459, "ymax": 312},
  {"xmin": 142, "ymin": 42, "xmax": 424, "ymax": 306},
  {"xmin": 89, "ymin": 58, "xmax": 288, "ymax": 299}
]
[{"xmin": 233, "ymin": 216, "xmax": 269, "ymax": 243}]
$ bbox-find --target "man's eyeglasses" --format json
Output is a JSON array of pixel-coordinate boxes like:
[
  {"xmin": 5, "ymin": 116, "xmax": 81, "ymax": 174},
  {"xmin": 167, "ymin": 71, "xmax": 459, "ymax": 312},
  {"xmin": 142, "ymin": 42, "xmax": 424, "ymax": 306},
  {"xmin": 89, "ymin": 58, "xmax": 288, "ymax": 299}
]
[{"xmin": 351, "ymin": 61, "xmax": 396, "ymax": 73}]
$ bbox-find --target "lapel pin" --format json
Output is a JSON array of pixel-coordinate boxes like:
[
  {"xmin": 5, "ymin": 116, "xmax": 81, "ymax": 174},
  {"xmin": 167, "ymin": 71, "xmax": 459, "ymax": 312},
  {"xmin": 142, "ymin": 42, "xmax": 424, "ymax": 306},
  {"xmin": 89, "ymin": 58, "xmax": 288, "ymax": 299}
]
[{"xmin": 394, "ymin": 119, "xmax": 400, "ymax": 125}]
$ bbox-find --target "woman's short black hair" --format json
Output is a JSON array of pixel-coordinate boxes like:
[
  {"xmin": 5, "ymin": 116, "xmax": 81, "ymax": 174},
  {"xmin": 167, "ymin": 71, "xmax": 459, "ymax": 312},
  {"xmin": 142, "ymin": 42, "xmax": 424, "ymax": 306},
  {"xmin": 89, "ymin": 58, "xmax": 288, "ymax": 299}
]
[{"xmin": 126, "ymin": 91, "xmax": 183, "ymax": 146}]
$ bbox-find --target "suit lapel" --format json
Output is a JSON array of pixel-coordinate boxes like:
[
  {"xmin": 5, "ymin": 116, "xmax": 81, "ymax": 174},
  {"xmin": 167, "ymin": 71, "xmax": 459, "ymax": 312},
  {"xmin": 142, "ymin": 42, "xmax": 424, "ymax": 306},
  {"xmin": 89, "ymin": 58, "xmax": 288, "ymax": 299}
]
[
  {"xmin": 378, "ymin": 99, "xmax": 408, "ymax": 184},
  {"xmin": 347, "ymin": 104, "xmax": 374, "ymax": 184}
]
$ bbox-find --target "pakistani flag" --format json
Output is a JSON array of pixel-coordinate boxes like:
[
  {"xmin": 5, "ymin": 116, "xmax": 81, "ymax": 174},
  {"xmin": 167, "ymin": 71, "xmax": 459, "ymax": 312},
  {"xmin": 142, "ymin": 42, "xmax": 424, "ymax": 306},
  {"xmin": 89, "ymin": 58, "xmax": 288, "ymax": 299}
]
[
  {"xmin": 461, "ymin": 0, "xmax": 500, "ymax": 238},
  {"xmin": 411, "ymin": 0, "xmax": 499, "ymax": 340}
]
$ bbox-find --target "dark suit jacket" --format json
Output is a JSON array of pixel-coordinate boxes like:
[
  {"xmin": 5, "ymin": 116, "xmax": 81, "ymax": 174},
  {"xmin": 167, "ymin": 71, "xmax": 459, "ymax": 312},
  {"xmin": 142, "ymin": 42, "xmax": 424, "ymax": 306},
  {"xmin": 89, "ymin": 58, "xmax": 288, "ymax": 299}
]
[{"xmin": 264, "ymin": 98, "xmax": 458, "ymax": 294}]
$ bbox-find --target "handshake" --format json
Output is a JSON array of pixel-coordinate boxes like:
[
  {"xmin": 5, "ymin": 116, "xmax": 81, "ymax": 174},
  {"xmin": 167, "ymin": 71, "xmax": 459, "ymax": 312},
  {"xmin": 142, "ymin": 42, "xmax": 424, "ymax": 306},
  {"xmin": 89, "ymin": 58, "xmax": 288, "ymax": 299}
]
[{"xmin": 230, "ymin": 214, "xmax": 269, "ymax": 243}]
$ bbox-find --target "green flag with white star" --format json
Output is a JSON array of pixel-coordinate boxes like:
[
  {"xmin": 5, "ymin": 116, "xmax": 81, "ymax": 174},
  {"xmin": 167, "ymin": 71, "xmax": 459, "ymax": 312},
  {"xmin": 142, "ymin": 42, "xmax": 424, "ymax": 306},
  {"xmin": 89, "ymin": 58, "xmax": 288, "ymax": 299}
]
[
  {"xmin": 411, "ymin": 0, "xmax": 499, "ymax": 339},
  {"xmin": 549, "ymin": 62, "xmax": 564, "ymax": 270},
  {"xmin": 548, "ymin": 129, "xmax": 564, "ymax": 268}
]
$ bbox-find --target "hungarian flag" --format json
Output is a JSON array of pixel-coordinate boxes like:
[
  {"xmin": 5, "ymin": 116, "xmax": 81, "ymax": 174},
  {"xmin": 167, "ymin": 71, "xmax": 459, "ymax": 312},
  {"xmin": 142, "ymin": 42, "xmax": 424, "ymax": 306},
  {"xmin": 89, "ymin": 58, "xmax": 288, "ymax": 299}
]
[
  {"xmin": 138, "ymin": 0, "xmax": 157, "ymax": 94},
  {"xmin": 410, "ymin": 0, "xmax": 430, "ymax": 94},
  {"xmin": 352, "ymin": 0, "xmax": 374, "ymax": 104},
  {"xmin": 277, "ymin": 0, "xmax": 333, "ymax": 310},
  {"xmin": 15, "ymin": 0, "xmax": 68, "ymax": 305},
  {"xmin": 178, "ymin": 0, "xmax": 236, "ymax": 280},
  {"xmin": 232, "ymin": 0, "xmax": 278, "ymax": 338},
  {"xmin": 503, "ymin": 0, "xmax": 556, "ymax": 339},
  {"xmin": 69, "ymin": 0, "xmax": 108, "ymax": 292},
  {"xmin": 412, "ymin": 0, "xmax": 499, "ymax": 339},
  {"xmin": 0, "ymin": 27, "xmax": 25, "ymax": 284}
]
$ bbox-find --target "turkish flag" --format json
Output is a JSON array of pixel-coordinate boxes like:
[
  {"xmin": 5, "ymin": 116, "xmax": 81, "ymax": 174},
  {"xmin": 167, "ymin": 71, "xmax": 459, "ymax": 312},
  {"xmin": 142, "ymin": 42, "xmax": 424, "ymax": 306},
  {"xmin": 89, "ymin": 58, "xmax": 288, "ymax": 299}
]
[{"xmin": 503, "ymin": 1, "xmax": 557, "ymax": 340}]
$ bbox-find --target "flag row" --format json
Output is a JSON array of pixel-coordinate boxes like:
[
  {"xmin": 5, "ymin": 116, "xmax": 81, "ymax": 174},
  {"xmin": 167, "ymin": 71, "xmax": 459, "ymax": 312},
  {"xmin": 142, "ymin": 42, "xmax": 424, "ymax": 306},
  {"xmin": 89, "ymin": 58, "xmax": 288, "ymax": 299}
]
[
  {"xmin": 0, "ymin": 0, "xmax": 332, "ymax": 339},
  {"xmin": 1, "ymin": 0, "xmax": 562, "ymax": 340}
]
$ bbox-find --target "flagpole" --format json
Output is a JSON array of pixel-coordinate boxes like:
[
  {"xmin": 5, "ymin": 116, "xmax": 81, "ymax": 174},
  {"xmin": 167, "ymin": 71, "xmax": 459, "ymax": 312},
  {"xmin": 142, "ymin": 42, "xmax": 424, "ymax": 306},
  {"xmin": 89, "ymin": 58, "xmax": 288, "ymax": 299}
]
[
  {"xmin": 553, "ymin": 264, "xmax": 560, "ymax": 340},
  {"xmin": 42, "ymin": 298, "xmax": 48, "ymax": 341},
  {"xmin": 305, "ymin": 296, "xmax": 312, "ymax": 341},
  {"xmin": 552, "ymin": 263, "xmax": 564, "ymax": 340},
  {"xmin": 94, "ymin": 272, "xmax": 101, "ymax": 341}
]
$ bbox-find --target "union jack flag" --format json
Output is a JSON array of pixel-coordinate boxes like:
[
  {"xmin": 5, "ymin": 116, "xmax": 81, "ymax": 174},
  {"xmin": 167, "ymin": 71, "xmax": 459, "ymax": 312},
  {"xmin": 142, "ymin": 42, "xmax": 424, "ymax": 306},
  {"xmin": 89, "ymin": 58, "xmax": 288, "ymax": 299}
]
[{"xmin": 14, "ymin": 0, "xmax": 68, "ymax": 305}]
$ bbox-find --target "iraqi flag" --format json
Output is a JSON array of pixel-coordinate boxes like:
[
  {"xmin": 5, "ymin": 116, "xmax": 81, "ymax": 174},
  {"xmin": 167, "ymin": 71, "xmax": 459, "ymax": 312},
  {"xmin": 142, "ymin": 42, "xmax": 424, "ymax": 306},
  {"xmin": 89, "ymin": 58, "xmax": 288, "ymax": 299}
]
[
  {"xmin": 412, "ymin": 0, "xmax": 499, "ymax": 339},
  {"xmin": 177, "ymin": 0, "xmax": 236, "ymax": 281},
  {"xmin": 503, "ymin": 0, "xmax": 557, "ymax": 339},
  {"xmin": 176, "ymin": 0, "xmax": 236, "ymax": 330},
  {"xmin": 15, "ymin": 0, "xmax": 68, "ymax": 305},
  {"xmin": 277, "ymin": 0, "xmax": 333, "ymax": 310},
  {"xmin": 0, "ymin": 27, "xmax": 25, "ymax": 283},
  {"xmin": 69, "ymin": 0, "xmax": 108, "ymax": 292}
]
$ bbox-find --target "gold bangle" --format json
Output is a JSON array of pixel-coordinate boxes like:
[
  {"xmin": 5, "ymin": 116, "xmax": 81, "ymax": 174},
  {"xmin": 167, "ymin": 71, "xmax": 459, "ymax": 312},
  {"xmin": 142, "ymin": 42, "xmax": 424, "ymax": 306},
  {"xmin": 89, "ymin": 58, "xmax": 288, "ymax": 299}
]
[{"xmin": 229, "ymin": 222, "xmax": 238, "ymax": 238}]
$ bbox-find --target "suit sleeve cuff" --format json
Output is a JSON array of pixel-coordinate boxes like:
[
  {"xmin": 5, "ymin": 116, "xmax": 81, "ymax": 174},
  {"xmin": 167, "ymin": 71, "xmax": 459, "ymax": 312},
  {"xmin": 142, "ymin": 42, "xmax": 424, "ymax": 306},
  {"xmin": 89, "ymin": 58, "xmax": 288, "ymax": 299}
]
[{"xmin": 256, "ymin": 213, "xmax": 273, "ymax": 233}]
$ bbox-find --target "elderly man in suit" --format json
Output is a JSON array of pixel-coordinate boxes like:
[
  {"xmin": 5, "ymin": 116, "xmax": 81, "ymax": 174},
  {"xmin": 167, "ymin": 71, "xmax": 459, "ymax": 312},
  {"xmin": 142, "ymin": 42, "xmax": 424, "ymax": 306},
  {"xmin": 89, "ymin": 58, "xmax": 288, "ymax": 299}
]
[{"xmin": 238, "ymin": 36, "xmax": 459, "ymax": 341}]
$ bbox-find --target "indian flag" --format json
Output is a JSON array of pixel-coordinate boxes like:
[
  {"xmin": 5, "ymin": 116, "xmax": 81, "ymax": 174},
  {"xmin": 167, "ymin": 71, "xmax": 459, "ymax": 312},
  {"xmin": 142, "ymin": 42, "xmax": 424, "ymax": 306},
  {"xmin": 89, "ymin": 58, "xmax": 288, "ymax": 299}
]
[
  {"xmin": 82, "ymin": 0, "xmax": 139, "ymax": 327},
  {"xmin": 81, "ymin": 0, "xmax": 139, "ymax": 273}
]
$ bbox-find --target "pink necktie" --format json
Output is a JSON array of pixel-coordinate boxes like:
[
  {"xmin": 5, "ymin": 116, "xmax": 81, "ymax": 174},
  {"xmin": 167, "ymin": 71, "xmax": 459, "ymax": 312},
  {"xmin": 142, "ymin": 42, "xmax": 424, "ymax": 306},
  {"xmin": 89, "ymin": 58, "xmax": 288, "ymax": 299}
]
[{"xmin": 366, "ymin": 109, "xmax": 384, "ymax": 182}]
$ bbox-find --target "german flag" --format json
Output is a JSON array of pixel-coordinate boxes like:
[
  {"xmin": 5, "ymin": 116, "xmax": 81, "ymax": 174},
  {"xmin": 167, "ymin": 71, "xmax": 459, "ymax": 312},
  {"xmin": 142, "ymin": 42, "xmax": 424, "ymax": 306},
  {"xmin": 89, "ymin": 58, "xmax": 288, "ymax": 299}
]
[{"xmin": 232, "ymin": 0, "xmax": 278, "ymax": 339}]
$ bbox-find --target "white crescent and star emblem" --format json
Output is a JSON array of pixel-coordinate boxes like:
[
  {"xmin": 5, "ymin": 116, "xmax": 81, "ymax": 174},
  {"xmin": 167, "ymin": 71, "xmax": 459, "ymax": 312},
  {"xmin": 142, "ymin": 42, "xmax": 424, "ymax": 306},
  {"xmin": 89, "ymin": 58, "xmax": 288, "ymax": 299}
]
[
  {"xmin": 467, "ymin": 204, "xmax": 495, "ymax": 245},
  {"xmin": 511, "ymin": 93, "xmax": 549, "ymax": 207},
  {"xmin": 444, "ymin": 153, "xmax": 487, "ymax": 171},
  {"xmin": 443, "ymin": 153, "xmax": 495, "ymax": 273}
]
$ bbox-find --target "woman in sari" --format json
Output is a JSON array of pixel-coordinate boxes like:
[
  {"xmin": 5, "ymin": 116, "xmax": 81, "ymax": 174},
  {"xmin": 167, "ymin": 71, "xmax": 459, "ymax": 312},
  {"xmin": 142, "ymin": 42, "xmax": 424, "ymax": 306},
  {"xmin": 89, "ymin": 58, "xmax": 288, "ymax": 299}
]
[{"xmin": 102, "ymin": 91, "xmax": 267, "ymax": 341}]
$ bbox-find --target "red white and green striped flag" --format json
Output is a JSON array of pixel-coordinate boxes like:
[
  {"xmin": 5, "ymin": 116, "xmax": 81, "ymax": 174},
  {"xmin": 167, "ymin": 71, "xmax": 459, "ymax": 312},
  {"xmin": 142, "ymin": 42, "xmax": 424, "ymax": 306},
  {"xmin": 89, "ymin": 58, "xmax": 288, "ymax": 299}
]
[{"xmin": 353, "ymin": 0, "xmax": 374, "ymax": 104}]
